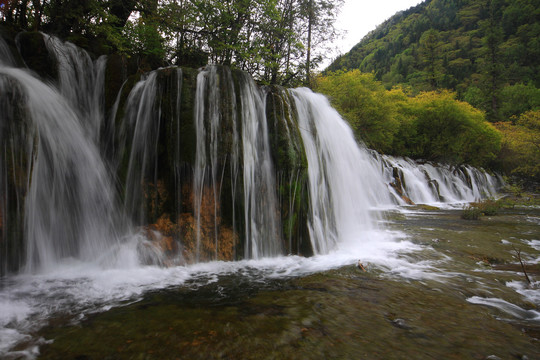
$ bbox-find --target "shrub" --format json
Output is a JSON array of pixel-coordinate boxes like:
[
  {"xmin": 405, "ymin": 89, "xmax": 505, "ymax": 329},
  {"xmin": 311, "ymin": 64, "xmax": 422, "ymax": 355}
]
[
  {"xmin": 495, "ymin": 110, "xmax": 540, "ymax": 182},
  {"xmin": 470, "ymin": 199, "xmax": 501, "ymax": 216},
  {"xmin": 461, "ymin": 205, "xmax": 481, "ymax": 220},
  {"xmin": 314, "ymin": 70, "xmax": 402, "ymax": 153}
]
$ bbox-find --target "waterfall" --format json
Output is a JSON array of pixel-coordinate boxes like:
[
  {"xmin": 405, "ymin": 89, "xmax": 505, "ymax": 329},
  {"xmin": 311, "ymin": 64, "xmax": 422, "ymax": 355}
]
[
  {"xmin": 0, "ymin": 37, "xmax": 16, "ymax": 66},
  {"xmin": 0, "ymin": 67, "xmax": 120, "ymax": 273},
  {"xmin": 122, "ymin": 71, "xmax": 161, "ymax": 225},
  {"xmin": 193, "ymin": 66, "xmax": 222, "ymax": 261},
  {"xmin": 291, "ymin": 88, "xmax": 389, "ymax": 253},
  {"xmin": 376, "ymin": 154, "xmax": 502, "ymax": 205},
  {"xmin": 0, "ymin": 33, "xmax": 504, "ymax": 274},
  {"xmin": 0, "ymin": 33, "xmax": 521, "ymax": 360},
  {"xmin": 41, "ymin": 34, "xmax": 106, "ymax": 142},
  {"xmin": 238, "ymin": 73, "xmax": 282, "ymax": 259}
]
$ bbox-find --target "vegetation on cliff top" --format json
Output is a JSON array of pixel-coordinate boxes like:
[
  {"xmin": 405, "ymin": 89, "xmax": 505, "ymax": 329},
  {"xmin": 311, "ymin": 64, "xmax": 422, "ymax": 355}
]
[{"xmin": 0, "ymin": 0, "xmax": 343, "ymax": 86}]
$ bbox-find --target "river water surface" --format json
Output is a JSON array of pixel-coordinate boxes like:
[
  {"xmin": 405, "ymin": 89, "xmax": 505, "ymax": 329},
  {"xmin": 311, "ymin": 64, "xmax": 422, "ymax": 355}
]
[{"xmin": 2, "ymin": 204, "xmax": 538, "ymax": 359}]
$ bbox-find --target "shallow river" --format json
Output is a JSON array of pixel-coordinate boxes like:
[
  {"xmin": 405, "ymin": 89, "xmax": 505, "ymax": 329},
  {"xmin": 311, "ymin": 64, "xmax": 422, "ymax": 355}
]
[{"xmin": 2, "ymin": 206, "xmax": 539, "ymax": 359}]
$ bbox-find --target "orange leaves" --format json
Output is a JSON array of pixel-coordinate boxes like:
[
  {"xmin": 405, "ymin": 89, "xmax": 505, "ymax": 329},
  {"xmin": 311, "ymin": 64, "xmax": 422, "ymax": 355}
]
[{"xmin": 145, "ymin": 183, "xmax": 238, "ymax": 264}]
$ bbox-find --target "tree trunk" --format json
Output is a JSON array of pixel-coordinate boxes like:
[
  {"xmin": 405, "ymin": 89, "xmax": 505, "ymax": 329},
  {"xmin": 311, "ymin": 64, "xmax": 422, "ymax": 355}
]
[{"xmin": 306, "ymin": 0, "xmax": 313, "ymax": 87}]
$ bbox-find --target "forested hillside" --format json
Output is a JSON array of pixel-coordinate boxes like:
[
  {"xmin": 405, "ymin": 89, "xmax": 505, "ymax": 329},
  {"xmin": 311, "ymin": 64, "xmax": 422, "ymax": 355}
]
[
  {"xmin": 327, "ymin": 0, "xmax": 540, "ymax": 122},
  {"xmin": 321, "ymin": 0, "xmax": 539, "ymax": 182}
]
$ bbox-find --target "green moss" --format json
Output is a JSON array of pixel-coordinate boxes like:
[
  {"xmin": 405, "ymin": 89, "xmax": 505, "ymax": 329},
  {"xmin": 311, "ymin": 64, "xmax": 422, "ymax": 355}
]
[
  {"xmin": 413, "ymin": 204, "xmax": 440, "ymax": 211},
  {"xmin": 0, "ymin": 79, "xmax": 34, "ymax": 275},
  {"xmin": 265, "ymin": 87, "xmax": 307, "ymax": 171}
]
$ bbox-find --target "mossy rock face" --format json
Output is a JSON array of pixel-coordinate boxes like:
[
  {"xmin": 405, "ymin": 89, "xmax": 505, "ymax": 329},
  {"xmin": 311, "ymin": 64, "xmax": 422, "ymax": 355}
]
[
  {"xmin": 104, "ymin": 54, "xmax": 129, "ymax": 116},
  {"xmin": 0, "ymin": 77, "xmax": 34, "ymax": 275},
  {"xmin": 265, "ymin": 86, "xmax": 307, "ymax": 172},
  {"xmin": 264, "ymin": 86, "xmax": 311, "ymax": 255},
  {"xmin": 16, "ymin": 32, "xmax": 58, "ymax": 81}
]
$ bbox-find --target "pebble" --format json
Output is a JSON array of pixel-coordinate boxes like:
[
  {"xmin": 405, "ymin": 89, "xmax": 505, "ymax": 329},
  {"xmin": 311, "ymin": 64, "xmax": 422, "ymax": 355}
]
[{"xmin": 391, "ymin": 318, "xmax": 412, "ymax": 330}]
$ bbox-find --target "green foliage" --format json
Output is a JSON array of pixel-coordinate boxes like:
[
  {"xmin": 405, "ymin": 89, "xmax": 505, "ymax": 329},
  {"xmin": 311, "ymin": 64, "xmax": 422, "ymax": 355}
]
[
  {"xmin": 327, "ymin": 0, "xmax": 540, "ymax": 123},
  {"xmin": 314, "ymin": 70, "xmax": 400, "ymax": 152},
  {"xmin": 461, "ymin": 205, "xmax": 481, "ymax": 220},
  {"xmin": 404, "ymin": 91, "xmax": 501, "ymax": 166},
  {"xmin": 123, "ymin": 18, "xmax": 165, "ymax": 60},
  {"xmin": 0, "ymin": 0, "xmax": 343, "ymax": 86},
  {"xmin": 495, "ymin": 110, "xmax": 540, "ymax": 180},
  {"xmin": 499, "ymin": 84, "xmax": 540, "ymax": 121},
  {"xmin": 501, "ymin": 181, "xmax": 524, "ymax": 198},
  {"xmin": 315, "ymin": 70, "xmax": 501, "ymax": 168},
  {"xmin": 472, "ymin": 199, "xmax": 500, "ymax": 216},
  {"xmin": 462, "ymin": 199, "xmax": 501, "ymax": 220}
]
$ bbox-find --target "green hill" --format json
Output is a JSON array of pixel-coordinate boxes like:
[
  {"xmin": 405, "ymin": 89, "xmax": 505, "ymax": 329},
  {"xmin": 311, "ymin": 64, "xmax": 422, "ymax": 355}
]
[{"xmin": 327, "ymin": 0, "xmax": 540, "ymax": 122}]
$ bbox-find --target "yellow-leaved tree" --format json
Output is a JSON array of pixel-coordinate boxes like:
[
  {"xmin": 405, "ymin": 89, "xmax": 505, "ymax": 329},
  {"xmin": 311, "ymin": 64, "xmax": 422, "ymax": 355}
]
[
  {"xmin": 315, "ymin": 70, "xmax": 502, "ymax": 168},
  {"xmin": 496, "ymin": 110, "xmax": 540, "ymax": 180}
]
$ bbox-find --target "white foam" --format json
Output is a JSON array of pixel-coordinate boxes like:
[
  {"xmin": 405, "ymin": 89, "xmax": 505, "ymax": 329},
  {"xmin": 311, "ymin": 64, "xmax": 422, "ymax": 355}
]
[
  {"xmin": 507, "ymin": 280, "xmax": 540, "ymax": 305},
  {"xmin": 524, "ymin": 240, "xmax": 540, "ymax": 251},
  {"xmin": 467, "ymin": 296, "xmax": 540, "ymax": 322},
  {"xmin": 0, "ymin": 226, "xmax": 438, "ymax": 357}
]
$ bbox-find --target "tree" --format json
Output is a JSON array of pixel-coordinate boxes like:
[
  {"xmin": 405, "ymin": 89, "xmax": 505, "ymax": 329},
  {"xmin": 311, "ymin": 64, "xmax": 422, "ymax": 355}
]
[
  {"xmin": 314, "ymin": 70, "xmax": 402, "ymax": 153},
  {"xmin": 0, "ymin": 0, "xmax": 343, "ymax": 86},
  {"xmin": 297, "ymin": 0, "xmax": 343, "ymax": 87},
  {"xmin": 418, "ymin": 29, "xmax": 443, "ymax": 90},
  {"xmin": 496, "ymin": 110, "xmax": 540, "ymax": 180},
  {"xmin": 407, "ymin": 90, "xmax": 501, "ymax": 166},
  {"xmin": 476, "ymin": 0, "xmax": 506, "ymax": 120}
]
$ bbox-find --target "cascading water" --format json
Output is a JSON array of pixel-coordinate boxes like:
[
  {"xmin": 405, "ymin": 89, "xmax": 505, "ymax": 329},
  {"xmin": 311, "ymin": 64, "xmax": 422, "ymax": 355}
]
[
  {"xmin": 377, "ymin": 153, "xmax": 502, "ymax": 205},
  {"xmin": 291, "ymin": 88, "xmax": 390, "ymax": 253},
  {"xmin": 0, "ymin": 33, "xmax": 513, "ymax": 359},
  {"xmin": 0, "ymin": 36, "xmax": 15, "ymax": 66},
  {"xmin": 193, "ymin": 66, "xmax": 227, "ymax": 261},
  {"xmin": 40, "ymin": 34, "xmax": 107, "ymax": 142},
  {"xmin": 238, "ymin": 72, "xmax": 282, "ymax": 259},
  {"xmin": 122, "ymin": 71, "xmax": 162, "ymax": 225},
  {"xmin": 0, "ymin": 67, "xmax": 120, "ymax": 273},
  {"xmin": 0, "ymin": 32, "xmax": 505, "ymax": 268}
]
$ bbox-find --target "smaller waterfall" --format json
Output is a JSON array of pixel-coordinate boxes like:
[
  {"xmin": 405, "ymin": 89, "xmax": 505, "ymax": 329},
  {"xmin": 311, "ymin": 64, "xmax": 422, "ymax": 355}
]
[
  {"xmin": 0, "ymin": 37, "xmax": 16, "ymax": 66},
  {"xmin": 122, "ymin": 71, "xmax": 161, "ymax": 225},
  {"xmin": 41, "ymin": 34, "xmax": 106, "ymax": 142},
  {"xmin": 192, "ymin": 66, "xmax": 244, "ymax": 261},
  {"xmin": 377, "ymin": 154, "xmax": 502, "ymax": 205},
  {"xmin": 193, "ymin": 66, "xmax": 222, "ymax": 261}
]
